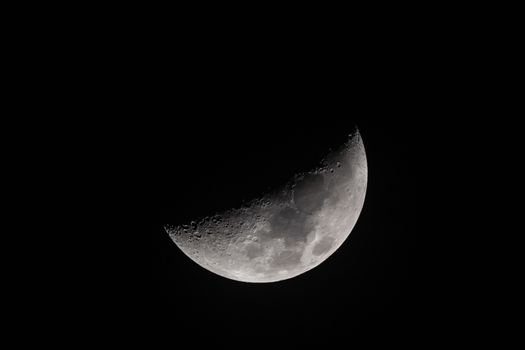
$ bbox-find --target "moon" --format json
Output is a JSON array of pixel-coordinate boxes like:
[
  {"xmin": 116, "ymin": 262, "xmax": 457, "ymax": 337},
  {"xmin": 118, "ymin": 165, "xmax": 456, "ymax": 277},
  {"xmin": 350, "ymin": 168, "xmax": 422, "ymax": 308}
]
[{"xmin": 164, "ymin": 129, "xmax": 368, "ymax": 283}]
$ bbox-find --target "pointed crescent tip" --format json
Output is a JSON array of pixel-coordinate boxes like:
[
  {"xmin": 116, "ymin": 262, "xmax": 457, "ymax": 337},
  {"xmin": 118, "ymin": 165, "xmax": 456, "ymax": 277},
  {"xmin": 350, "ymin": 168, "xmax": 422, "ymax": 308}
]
[
  {"xmin": 163, "ymin": 224, "xmax": 176, "ymax": 234},
  {"xmin": 354, "ymin": 124, "xmax": 361, "ymax": 137},
  {"xmin": 344, "ymin": 125, "xmax": 362, "ymax": 146}
]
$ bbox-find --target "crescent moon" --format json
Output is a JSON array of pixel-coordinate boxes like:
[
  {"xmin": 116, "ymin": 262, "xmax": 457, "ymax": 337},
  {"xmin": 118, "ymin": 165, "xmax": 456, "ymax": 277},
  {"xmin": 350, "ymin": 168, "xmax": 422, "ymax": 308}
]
[{"xmin": 165, "ymin": 129, "xmax": 368, "ymax": 283}]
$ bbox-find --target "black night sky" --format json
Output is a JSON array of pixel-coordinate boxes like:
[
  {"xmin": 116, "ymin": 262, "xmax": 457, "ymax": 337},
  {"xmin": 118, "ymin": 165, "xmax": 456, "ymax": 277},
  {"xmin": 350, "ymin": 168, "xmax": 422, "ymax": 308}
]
[{"xmin": 149, "ymin": 117, "xmax": 417, "ymax": 343}]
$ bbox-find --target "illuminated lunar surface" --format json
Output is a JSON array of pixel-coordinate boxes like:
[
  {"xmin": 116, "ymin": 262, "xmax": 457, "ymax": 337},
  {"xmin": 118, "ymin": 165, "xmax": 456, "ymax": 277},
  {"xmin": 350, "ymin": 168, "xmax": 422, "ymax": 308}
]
[{"xmin": 164, "ymin": 129, "xmax": 368, "ymax": 283}]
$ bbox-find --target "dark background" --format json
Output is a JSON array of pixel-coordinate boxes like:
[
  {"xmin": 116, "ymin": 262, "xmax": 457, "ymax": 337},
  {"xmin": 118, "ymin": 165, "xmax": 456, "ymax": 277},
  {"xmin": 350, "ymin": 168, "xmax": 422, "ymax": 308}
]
[{"xmin": 149, "ymin": 117, "xmax": 417, "ymax": 342}]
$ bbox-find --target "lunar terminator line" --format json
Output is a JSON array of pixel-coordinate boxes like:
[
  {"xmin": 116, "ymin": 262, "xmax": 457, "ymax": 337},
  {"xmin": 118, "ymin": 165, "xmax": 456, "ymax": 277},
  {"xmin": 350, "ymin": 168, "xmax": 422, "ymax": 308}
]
[{"xmin": 164, "ymin": 129, "xmax": 368, "ymax": 283}]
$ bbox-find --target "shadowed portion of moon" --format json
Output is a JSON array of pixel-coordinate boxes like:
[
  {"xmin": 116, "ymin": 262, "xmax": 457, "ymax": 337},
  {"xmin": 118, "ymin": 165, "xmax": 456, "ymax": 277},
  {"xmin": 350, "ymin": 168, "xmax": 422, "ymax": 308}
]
[{"xmin": 164, "ymin": 128, "xmax": 368, "ymax": 283}]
